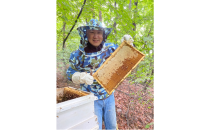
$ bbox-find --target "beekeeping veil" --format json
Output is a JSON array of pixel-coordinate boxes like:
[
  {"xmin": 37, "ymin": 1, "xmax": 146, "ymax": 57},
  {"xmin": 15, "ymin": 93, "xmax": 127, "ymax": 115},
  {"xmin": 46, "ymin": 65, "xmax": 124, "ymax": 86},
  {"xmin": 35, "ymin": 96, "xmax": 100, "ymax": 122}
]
[{"xmin": 77, "ymin": 19, "xmax": 113, "ymax": 53}]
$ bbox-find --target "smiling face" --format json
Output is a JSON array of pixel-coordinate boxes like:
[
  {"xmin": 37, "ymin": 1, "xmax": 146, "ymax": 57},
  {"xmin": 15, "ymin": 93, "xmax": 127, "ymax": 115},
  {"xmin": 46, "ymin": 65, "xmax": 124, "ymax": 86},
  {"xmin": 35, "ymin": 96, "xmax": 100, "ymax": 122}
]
[{"xmin": 87, "ymin": 30, "xmax": 104, "ymax": 47}]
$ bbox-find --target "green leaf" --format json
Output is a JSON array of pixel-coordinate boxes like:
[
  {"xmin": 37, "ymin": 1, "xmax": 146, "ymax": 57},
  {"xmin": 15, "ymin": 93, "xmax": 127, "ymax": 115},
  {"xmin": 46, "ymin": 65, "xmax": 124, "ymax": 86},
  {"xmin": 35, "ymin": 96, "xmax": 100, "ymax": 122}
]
[
  {"xmin": 145, "ymin": 124, "xmax": 150, "ymax": 128},
  {"xmin": 143, "ymin": 36, "xmax": 153, "ymax": 42}
]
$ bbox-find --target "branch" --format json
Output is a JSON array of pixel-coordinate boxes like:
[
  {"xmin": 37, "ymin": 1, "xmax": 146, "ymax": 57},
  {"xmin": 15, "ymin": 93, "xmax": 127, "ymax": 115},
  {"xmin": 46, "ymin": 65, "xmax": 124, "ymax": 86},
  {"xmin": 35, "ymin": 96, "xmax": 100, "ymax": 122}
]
[{"xmin": 62, "ymin": 0, "xmax": 87, "ymax": 49}]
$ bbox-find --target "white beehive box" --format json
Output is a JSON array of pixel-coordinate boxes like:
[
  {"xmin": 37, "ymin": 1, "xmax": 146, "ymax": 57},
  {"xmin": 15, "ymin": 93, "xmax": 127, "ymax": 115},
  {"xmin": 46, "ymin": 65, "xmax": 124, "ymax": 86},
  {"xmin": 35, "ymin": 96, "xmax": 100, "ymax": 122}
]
[{"xmin": 56, "ymin": 87, "xmax": 99, "ymax": 130}]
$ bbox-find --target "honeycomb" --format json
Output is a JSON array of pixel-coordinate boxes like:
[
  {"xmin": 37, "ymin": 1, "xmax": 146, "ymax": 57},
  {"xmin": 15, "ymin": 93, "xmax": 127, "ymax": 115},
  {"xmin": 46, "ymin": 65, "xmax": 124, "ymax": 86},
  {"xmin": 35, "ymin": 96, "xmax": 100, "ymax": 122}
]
[
  {"xmin": 56, "ymin": 87, "xmax": 88, "ymax": 103},
  {"xmin": 97, "ymin": 45, "xmax": 138, "ymax": 85},
  {"xmin": 93, "ymin": 41, "xmax": 145, "ymax": 95}
]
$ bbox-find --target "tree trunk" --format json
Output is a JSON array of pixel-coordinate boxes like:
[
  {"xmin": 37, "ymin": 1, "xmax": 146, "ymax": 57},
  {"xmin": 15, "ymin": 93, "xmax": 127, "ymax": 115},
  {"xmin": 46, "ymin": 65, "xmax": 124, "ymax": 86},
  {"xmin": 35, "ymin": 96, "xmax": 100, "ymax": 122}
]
[
  {"xmin": 91, "ymin": 0, "xmax": 95, "ymax": 18},
  {"xmin": 113, "ymin": 2, "xmax": 117, "ymax": 34},
  {"xmin": 93, "ymin": 12, "xmax": 95, "ymax": 18},
  {"xmin": 113, "ymin": 22, "xmax": 116, "ymax": 34},
  {"xmin": 62, "ymin": 22, "xmax": 66, "ymax": 50},
  {"xmin": 133, "ymin": 22, "xmax": 136, "ymax": 31},
  {"xmin": 132, "ymin": 0, "xmax": 138, "ymax": 31},
  {"xmin": 99, "ymin": 11, "xmax": 102, "ymax": 22},
  {"xmin": 113, "ymin": 2, "xmax": 117, "ymax": 43},
  {"xmin": 62, "ymin": 0, "xmax": 87, "ymax": 49},
  {"xmin": 129, "ymin": 0, "xmax": 131, "ymax": 10}
]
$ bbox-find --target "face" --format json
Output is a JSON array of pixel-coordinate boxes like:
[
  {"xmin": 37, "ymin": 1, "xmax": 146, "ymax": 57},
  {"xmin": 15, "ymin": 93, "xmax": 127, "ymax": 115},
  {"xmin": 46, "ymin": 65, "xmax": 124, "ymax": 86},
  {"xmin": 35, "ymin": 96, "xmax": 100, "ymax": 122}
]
[{"xmin": 87, "ymin": 30, "xmax": 103, "ymax": 47}]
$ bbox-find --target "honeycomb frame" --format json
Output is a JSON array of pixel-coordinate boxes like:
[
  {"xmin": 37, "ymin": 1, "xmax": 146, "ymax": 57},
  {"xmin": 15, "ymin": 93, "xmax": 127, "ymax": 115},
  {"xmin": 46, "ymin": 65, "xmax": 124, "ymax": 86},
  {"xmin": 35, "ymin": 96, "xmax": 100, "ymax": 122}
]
[{"xmin": 92, "ymin": 41, "xmax": 145, "ymax": 95}]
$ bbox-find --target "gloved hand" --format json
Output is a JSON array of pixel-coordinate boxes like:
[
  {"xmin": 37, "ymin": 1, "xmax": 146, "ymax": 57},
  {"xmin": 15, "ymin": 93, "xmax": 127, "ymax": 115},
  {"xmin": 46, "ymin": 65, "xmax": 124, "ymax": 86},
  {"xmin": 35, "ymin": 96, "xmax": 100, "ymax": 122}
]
[
  {"xmin": 121, "ymin": 34, "xmax": 134, "ymax": 46},
  {"xmin": 72, "ymin": 72, "xmax": 94, "ymax": 85}
]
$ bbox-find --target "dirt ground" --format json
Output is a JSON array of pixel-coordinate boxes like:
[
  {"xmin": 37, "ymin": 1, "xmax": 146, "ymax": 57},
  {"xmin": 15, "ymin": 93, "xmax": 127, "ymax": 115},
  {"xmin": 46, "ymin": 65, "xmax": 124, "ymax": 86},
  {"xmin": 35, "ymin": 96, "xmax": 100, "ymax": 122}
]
[{"xmin": 114, "ymin": 79, "xmax": 154, "ymax": 129}]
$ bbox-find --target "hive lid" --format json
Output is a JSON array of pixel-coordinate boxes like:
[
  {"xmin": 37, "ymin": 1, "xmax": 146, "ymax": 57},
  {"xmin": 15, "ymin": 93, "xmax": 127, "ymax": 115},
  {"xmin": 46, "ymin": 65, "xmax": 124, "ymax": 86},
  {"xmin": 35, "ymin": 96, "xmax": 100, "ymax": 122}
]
[{"xmin": 92, "ymin": 41, "xmax": 145, "ymax": 95}]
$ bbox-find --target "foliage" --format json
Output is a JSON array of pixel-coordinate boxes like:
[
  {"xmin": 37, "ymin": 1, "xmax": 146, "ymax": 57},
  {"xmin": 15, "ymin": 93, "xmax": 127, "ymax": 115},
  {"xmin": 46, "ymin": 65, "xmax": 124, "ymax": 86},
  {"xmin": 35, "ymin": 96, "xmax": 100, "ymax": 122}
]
[{"xmin": 57, "ymin": 0, "xmax": 154, "ymax": 84}]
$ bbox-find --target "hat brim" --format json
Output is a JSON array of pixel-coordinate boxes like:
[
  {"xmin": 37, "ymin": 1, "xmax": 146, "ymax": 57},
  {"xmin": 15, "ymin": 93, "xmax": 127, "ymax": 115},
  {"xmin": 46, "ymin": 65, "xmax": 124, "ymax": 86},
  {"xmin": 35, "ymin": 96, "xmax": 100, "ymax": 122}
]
[{"xmin": 77, "ymin": 26, "xmax": 113, "ymax": 38}]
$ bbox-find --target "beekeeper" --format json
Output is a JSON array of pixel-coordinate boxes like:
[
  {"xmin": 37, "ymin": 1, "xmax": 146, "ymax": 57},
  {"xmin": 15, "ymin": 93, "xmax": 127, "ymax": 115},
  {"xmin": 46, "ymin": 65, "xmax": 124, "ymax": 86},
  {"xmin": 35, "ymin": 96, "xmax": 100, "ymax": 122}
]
[{"xmin": 66, "ymin": 19, "xmax": 133, "ymax": 130}]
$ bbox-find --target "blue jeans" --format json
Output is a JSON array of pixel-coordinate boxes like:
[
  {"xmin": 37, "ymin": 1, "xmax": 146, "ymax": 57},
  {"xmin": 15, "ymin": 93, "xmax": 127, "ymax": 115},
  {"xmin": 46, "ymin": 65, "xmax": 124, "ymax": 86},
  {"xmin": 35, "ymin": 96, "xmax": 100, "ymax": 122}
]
[{"xmin": 94, "ymin": 93, "xmax": 117, "ymax": 130}]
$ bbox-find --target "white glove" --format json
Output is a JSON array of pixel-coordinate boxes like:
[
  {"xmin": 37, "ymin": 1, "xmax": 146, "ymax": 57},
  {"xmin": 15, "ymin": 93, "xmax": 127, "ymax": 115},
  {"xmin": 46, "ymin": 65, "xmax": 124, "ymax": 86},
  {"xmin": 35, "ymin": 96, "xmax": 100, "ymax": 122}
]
[
  {"xmin": 121, "ymin": 34, "xmax": 134, "ymax": 46},
  {"xmin": 72, "ymin": 72, "xmax": 94, "ymax": 85}
]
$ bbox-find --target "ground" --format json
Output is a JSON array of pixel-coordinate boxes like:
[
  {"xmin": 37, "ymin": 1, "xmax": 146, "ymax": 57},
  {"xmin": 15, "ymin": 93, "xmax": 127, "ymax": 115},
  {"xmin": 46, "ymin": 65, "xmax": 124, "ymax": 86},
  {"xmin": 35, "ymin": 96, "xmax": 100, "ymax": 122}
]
[
  {"xmin": 57, "ymin": 66, "xmax": 154, "ymax": 129},
  {"xmin": 113, "ymin": 79, "xmax": 154, "ymax": 129}
]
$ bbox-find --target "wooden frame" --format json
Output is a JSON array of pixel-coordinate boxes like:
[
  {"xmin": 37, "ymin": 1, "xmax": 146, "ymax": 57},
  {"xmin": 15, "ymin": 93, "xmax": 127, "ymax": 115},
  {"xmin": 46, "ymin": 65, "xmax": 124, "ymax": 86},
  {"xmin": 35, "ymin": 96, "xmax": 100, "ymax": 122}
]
[{"xmin": 92, "ymin": 41, "xmax": 145, "ymax": 95}]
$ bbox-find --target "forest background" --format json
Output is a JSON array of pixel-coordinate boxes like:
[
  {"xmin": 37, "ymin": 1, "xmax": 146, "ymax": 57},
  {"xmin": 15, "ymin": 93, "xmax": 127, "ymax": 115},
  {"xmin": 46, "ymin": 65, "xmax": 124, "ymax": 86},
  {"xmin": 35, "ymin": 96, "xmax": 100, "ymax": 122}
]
[{"xmin": 56, "ymin": 0, "xmax": 154, "ymax": 129}]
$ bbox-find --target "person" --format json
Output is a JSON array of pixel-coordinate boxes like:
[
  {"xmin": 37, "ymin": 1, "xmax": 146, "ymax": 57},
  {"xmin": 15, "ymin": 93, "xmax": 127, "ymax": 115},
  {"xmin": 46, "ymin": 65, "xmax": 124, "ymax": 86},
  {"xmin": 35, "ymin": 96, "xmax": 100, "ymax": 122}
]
[{"xmin": 66, "ymin": 19, "xmax": 133, "ymax": 130}]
